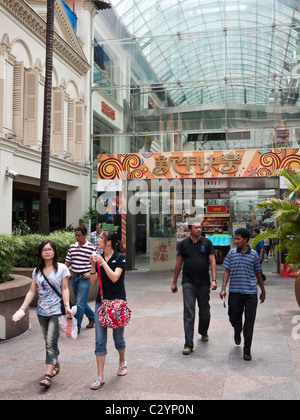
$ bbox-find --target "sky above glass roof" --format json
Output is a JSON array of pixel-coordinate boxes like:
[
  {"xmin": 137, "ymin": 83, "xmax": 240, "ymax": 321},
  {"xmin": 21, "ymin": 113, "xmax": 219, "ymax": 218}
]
[{"xmin": 107, "ymin": 0, "xmax": 300, "ymax": 106}]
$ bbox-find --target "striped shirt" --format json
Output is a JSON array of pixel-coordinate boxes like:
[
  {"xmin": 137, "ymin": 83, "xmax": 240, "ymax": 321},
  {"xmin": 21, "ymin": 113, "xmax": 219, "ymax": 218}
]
[
  {"xmin": 222, "ymin": 246, "xmax": 261, "ymax": 294},
  {"xmin": 65, "ymin": 241, "xmax": 97, "ymax": 274}
]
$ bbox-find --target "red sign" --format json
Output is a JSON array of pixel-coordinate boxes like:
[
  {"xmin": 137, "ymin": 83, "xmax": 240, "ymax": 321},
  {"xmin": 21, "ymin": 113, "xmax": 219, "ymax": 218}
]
[
  {"xmin": 101, "ymin": 101, "xmax": 115, "ymax": 120},
  {"xmin": 207, "ymin": 205, "xmax": 227, "ymax": 213}
]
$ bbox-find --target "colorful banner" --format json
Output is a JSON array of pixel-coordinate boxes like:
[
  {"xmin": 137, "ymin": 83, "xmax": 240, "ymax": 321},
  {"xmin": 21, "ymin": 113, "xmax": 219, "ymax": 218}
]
[{"xmin": 97, "ymin": 148, "xmax": 300, "ymax": 180}]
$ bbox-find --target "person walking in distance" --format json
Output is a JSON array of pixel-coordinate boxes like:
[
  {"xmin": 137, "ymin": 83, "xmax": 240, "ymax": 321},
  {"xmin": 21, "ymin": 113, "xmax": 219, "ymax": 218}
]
[
  {"xmin": 65, "ymin": 226, "xmax": 96, "ymax": 334},
  {"xmin": 220, "ymin": 228, "xmax": 266, "ymax": 361},
  {"xmin": 171, "ymin": 219, "xmax": 217, "ymax": 355},
  {"xmin": 252, "ymin": 227, "xmax": 266, "ymax": 281},
  {"xmin": 90, "ymin": 223, "xmax": 103, "ymax": 254}
]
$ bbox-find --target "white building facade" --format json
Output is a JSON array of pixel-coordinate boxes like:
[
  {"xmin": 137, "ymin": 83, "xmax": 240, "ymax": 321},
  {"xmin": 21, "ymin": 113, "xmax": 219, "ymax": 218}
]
[{"xmin": 0, "ymin": 0, "xmax": 96, "ymax": 233}]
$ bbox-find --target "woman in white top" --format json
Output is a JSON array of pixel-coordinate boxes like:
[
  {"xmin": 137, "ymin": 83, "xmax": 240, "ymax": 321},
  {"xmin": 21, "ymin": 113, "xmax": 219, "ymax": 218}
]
[{"xmin": 14, "ymin": 240, "xmax": 72, "ymax": 388}]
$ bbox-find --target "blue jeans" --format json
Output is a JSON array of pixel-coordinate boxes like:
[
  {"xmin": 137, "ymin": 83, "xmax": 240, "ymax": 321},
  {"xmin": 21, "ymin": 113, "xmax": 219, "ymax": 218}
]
[
  {"xmin": 72, "ymin": 274, "xmax": 95, "ymax": 330},
  {"xmin": 95, "ymin": 302, "xmax": 126, "ymax": 356},
  {"xmin": 38, "ymin": 315, "xmax": 60, "ymax": 365}
]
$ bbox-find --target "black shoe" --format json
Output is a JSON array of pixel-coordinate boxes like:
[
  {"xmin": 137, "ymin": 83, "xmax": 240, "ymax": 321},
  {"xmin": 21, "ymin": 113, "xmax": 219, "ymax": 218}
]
[
  {"xmin": 234, "ymin": 331, "xmax": 241, "ymax": 345},
  {"xmin": 243, "ymin": 351, "xmax": 251, "ymax": 361}
]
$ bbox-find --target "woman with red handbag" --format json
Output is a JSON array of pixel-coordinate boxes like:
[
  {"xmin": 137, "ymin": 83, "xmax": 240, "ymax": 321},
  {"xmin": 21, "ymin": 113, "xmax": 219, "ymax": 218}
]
[{"xmin": 89, "ymin": 230, "xmax": 128, "ymax": 390}]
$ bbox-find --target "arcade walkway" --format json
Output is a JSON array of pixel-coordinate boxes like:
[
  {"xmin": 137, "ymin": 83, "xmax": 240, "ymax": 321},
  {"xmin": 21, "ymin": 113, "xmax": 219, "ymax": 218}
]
[{"xmin": 0, "ymin": 268, "xmax": 300, "ymax": 400}]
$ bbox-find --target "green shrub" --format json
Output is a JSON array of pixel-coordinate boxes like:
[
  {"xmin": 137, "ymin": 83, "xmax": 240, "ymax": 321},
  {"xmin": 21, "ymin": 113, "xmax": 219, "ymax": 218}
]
[
  {"xmin": 13, "ymin": 231, "xmax": 76, "ymax": 268},
  {"xmin": 12, "ymin": 220, "xmax": 31, "ymax": 235},
  {"xmin": 0, "ymin": 231, "xmax": 76, "ymax": 282},
  {"xmin": 0, "ymin": 235, "xmax": 23, "ymax": 283},
  {"xmin": 49, "ymin": 231, "xmax": 75, "ymax": 263},
  {"xmin": 13, "ymin": 234, "xmax": 46, "ymax": 268}
]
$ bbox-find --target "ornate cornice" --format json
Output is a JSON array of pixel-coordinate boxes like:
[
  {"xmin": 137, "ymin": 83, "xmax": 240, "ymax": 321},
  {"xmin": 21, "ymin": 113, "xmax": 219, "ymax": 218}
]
[{"xmin": 0, "ymin": 0, "xmax": 90, "ymax": 75}]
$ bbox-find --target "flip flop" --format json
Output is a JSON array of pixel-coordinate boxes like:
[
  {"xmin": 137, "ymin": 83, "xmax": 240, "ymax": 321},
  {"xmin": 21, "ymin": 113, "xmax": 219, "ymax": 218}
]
[
  {"xmin": 90, "ymin": 378, "xmax": 105, "ymax": 390},
  {"xmin": 117, "ymin": 361, "xmax": 127, "ymax": 376}
]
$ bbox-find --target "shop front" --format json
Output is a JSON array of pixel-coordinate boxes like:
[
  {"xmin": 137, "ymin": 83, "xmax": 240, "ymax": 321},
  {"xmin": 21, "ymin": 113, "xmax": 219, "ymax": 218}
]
[{"xmin": 97, "ymin": 148, "xmax": 300, "ymax": 270}]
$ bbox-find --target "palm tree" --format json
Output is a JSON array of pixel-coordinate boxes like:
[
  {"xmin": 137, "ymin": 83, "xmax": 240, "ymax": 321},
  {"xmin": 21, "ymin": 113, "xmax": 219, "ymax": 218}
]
[
  {"xmin": 39, "ymin": 0, "xmax": 55, "ymax": 234},
  {"xmin": 252, "ymin": 168, "xmax": 300, "ymax": 270}
]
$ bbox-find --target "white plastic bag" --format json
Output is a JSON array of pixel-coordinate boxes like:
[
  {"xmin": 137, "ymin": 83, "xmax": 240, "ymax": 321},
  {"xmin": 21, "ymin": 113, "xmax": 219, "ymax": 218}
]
[
  {"xmin": 12, "ymin": 309, "xmax": 25, "ymax": 322},
  {"xmin": 59, "ymin": 312, "xmax": 77, "ymax": 339}
]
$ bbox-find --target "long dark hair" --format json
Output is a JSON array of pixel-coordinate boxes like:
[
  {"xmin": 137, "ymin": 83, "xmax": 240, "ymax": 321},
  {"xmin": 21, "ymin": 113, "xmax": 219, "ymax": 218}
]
[
  {"xmin": 36, "ymin": 240, "xmax": 58, "ymax": 274},
  {"xmin": 101, "ymin": 230, "xmax": 123, "ymax": 253}
]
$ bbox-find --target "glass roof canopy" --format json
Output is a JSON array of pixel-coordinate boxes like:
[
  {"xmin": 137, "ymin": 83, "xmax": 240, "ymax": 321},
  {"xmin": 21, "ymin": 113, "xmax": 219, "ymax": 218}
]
[{"xmin": 107, "ymin": 0, "xmax": 300, "ymax": 107}]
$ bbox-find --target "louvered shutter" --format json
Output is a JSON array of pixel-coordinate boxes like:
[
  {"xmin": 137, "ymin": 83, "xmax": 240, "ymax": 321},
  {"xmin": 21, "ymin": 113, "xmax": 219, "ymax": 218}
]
[
  {"xmin": 0, "ymin": 53, "xmax": 4, "ymax": 133},
  {"xmin": 12, "ymin": 61, "xmax": 24, "ymax": 141},
  {"xmin": 74, "ymin": 102, "xmax": 85, "ymax": 162},
  {"xmin": 51, "ymin": 87, "xmax": 64, "ymax": 155},
  {"xmin": 67, "ymin": 99, "xmax": 75, "ymax": 159},
  {"xmin": 23, "ymin": 69, "xmax": 38, "ymax": 146}
]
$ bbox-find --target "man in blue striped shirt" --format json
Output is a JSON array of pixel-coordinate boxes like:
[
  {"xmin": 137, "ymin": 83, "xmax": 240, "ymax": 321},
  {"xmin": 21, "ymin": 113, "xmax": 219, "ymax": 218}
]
[{"xmin": 220, "ymin": 228, "xmax": 266, "ymax": 361}]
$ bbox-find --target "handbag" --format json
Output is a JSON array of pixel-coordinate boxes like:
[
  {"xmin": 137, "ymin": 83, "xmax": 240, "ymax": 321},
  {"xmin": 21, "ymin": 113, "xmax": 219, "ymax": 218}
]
[
  {"xmin": 41, "ymin": 271, "xmax": 74, "ymax": 315},
  {"xmin": 96, "ymin": 262, "xmax": 131, "ymax": 329}
]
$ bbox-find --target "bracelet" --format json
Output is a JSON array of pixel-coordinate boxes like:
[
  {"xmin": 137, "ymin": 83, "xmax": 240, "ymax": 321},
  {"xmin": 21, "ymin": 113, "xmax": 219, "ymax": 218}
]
[
  {"xmin": 90, "ymin": 271, "xmax": 96, "ymax": 275},
  {"xmin": 64, "ymin": 304, "xmax": 70, "ymax": 307},
  {"xmin": 212, "ymin": 279, "xmax": 217, "ymax": 282}
]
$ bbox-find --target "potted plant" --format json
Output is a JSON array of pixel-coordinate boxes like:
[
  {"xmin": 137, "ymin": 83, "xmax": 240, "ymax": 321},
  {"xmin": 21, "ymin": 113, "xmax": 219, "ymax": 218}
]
[
  {"xmin": 0, "ymin": 234, "xmax": 32, "ymax": 340},
  {"xmin": 251, "ymin": 168, "xmax": 300, "ymax": 306}
]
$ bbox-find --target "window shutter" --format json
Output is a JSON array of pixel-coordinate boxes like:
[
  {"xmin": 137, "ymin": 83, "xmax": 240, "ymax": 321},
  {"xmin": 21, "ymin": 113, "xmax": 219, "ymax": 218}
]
[
  {"xmin": 74, "ymin": 102, "xmax": 85, "ymax": 162},
  {"xmin": 23, "ymin": 69, "xmax": 38, "ymax": 146},
  {"xmin": 12, "ymin": 61, "xmax": 24, "ymax": 141},
  {"xmin": 0, "ymin": 53, "xmax": 4, "ymax": 133},
  {"xmin": 51, "ymin": 87, "xmax": 64, "ymax": 155},
  {"xmin": 67, "ymin": 99, "xmax": 75, "ymax": 159}
]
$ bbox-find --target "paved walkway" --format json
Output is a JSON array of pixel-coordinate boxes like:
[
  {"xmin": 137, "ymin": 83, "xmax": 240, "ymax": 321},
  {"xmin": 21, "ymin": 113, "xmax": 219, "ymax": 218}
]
[{"xmin": 0, "ymin": 268, "xmax": 300, "ymax": 401}]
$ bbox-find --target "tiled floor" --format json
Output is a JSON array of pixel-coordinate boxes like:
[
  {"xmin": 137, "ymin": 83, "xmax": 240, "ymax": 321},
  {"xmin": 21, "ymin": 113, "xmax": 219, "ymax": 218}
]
[{"xmin": 1, "ymin": 265, "xmax": 300, "ymax": 400}]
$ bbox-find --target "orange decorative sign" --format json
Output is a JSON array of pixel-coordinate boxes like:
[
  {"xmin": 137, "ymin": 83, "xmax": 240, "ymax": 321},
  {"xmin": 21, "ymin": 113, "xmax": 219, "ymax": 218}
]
[
  {"xmin": 207, "ymin": 205, "xmax": 227, "ymax": 213},
  {"xmin": 97, "ymin": 148, "xmax": 300, "ymax": 180}
]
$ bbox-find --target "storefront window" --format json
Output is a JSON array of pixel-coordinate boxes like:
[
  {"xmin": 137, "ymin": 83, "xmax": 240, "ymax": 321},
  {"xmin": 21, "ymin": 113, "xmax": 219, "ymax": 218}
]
[{"xmin": 231, "ymin": 189, "xmax": 276, "ymax": 235}]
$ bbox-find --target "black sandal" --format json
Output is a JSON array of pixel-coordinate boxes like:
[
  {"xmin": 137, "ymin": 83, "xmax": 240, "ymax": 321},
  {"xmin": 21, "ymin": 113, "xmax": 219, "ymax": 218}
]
[
  {"xmin": 39, "ymin": 374, "xmax": 52, "ymax": 388},
  {"xmin": 51, "ymin": 361, "xmax": 60, "ymax": 377}
]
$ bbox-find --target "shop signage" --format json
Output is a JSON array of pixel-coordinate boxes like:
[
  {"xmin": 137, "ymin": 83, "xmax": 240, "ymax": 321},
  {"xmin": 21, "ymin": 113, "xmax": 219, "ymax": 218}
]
[
  {"xmin": 97, "ymin": 148, "xmax": 300, "ymax": 180},
  {"xmin": 150, "ymin": 238, "xmax": 177, "ymax": 271},
  {"xmin": 207, "ymin": 205, "xmax": 227, "ymax": 213},
  {"xmin": 101, "ymin": 101, "xmax": 115, "ymax": 120},
  {"xmin": 152, "ymin": 153, "xmax": 242, "ymax": 176}
]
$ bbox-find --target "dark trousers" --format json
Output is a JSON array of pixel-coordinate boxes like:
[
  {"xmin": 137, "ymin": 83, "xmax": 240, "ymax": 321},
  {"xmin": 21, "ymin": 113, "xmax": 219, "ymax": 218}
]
[
  {"xmin": 182, "ymin": 282, "xmax": 210, "ymax": 349},
  {"xmin": 228, "ymin": 293, "xmax": 258, "ymax": 353}
]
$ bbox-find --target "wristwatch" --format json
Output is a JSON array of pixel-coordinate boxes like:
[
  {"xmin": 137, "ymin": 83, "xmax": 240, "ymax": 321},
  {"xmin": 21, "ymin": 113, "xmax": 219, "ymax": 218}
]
[{"xmin": 212, "ymin": 279, "xmax": 217, "ymax": 282}]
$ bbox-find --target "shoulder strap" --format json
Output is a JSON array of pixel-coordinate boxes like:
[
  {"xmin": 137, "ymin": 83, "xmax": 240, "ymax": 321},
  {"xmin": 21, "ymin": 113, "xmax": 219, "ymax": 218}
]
[
  {"xmin": 97, "ymin": 262, "xmax": 104, "ymax": 301},
  {"xmin": 41, "ymin": 271, "xmax": 62, "ymax": 299}
]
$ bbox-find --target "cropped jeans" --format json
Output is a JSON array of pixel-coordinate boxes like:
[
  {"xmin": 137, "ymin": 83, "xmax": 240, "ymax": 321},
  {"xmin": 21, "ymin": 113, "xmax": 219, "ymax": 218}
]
[
  {"xmin": 38, "ymin": 314, "xmax": 60, "ymax": 366},
  {"xmin": 94, "ymin": 302, "xmax": 126, "ymax": 356},
  {"xmin": 72, "ymin": 273, "xmax": 95, "ymax": 330}
]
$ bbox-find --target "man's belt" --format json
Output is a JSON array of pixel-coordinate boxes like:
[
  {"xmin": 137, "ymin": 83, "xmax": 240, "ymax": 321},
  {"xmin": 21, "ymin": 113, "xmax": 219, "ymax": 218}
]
[{"xmin": 73, "ymin": 270, "xmax": 90, "ymax": 276}]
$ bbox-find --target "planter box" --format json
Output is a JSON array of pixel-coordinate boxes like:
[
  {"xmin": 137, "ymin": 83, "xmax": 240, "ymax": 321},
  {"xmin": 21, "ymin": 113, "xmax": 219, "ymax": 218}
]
[
  {"xmin": 12, "ymin": 268, "xmax": 99, "ymax": 307},
  {"xmin": 0, "ymin": 275, "xmax": 32, "ymax": 340}
]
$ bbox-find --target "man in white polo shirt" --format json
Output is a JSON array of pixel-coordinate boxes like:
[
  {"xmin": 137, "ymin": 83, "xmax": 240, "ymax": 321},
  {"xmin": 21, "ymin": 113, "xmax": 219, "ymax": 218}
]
[{"xmin": 65, "ymin": 226, "xmax": 97, "ymax": 334}]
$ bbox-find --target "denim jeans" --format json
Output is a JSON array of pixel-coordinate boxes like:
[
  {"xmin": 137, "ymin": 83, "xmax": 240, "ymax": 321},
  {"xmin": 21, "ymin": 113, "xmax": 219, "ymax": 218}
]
[
  {"xmin": 182, "ymin": 282, "xmax": 211, "ymax": 349},
  {"xmin": 38, "ymin": 315, "xmax": 60, "ymax": 365},
  {"xmin": 72, "ymin": 274, "xmax": 95, "ymax": 330},
  {"xmin": 94, "ymin": 302, "xmax": 126, "ymax": 356}
]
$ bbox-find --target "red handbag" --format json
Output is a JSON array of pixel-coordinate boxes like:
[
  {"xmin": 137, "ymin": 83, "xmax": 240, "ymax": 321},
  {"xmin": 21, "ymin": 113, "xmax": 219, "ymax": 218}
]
[{"xmin": 97, "ymin": 262, "xmax": 131, "ymax": 328}]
